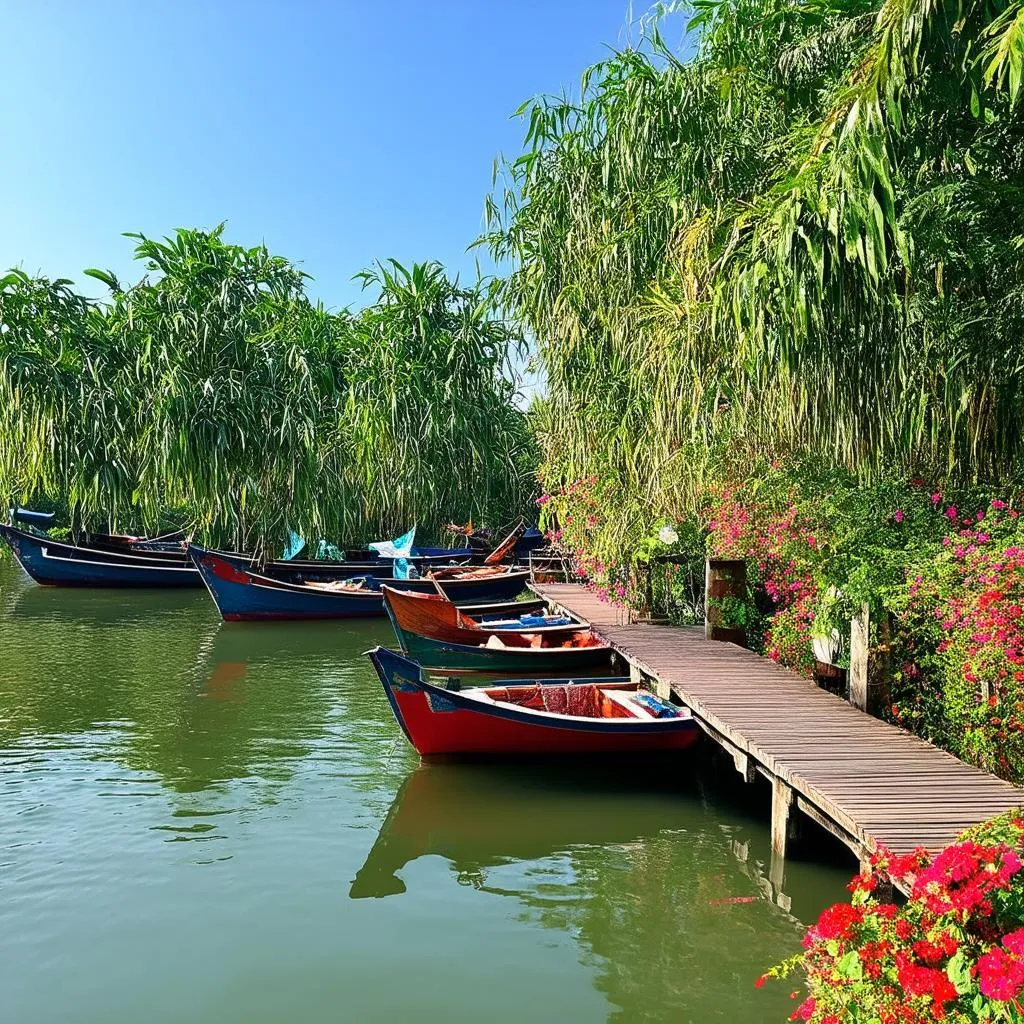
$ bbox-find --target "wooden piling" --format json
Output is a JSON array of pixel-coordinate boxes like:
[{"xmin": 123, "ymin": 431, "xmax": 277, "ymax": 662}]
[{"xmin": 770, "ymin": 779, "xmax": 793, "ymax": 890}]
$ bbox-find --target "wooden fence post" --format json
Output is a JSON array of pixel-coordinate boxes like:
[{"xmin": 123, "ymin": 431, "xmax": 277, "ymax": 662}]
[
  {"xmin": 849, "ymin": 603, "xmax": 870, "ymax": 711},
  {"xmin": 704, "ymin": 559, "xmax": 713, "ymax": 640}
]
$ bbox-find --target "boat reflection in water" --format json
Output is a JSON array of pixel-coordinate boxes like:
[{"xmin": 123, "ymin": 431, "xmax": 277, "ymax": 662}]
[{"xmin": 351, "ymin": 760, "xmax": 818, "ymax": 1022}]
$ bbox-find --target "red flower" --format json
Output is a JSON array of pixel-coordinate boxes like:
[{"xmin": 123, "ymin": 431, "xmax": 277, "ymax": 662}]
[
  {"xmin": 896, "ymin": 955, "xmax": 957, "ymax": 1003},
  {"xmin": 790, "ymin": 996, "xmax": 816, "ymax": 1021}
]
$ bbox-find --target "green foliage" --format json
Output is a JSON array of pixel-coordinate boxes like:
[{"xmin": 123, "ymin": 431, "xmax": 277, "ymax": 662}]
[
  {"xmin": 488, "ymin": 0, "xmax": 1024, "ymax": 576},
  {"xmin": 0, "ymin": 229, "xmax": 536, "ymax": 550}
]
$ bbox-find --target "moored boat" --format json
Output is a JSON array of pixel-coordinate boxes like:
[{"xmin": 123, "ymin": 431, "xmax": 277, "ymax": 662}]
[
  {"xmin": 381, "ymin": 585, "xmax": 613, "ymax": 671},
  {"xmin": 450, "ymin": 522, "xmax": 545, "ymax": 564},
  {"xmin": 0, "ymin": 523, "xmax": 201, "ymax": 588},
  {"xmin": 188, "ymin": 545, "xmax": 530, "ymax": 621},
  {"xmin": 201, "ymin": 545, "xmax": 474, "ymax": 586},
  {"xmin": 366, "ymin": 646, "xmax": 698, "ymax": 757},
  {"xmin": 382, "ymin": 585, "xmax": 586, "ymax": 642}
]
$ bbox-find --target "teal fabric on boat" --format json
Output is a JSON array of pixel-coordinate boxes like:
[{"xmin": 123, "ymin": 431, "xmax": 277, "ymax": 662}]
[
  {"xmin": 369, "ymin": 527, "xmax": 415, "ymax": 560},
  {"xmin": 281, "ymin": 531, "xmax": 305, "ymax": 560},
  {"xmin": 393, "ymin": 559, "xmax": 421, "ymax": 580}
]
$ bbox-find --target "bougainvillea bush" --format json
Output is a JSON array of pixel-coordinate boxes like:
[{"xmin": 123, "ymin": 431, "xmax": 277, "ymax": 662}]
[
  {"xmin": 762, "ymin": 811, "xmax": 1024, "ymax": 1022},
  {"xmin": 537, "ymin": 459, "xmax": 1024, "ymax": 782}
]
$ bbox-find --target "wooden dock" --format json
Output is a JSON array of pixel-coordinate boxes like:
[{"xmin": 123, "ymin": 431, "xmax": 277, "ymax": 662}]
[{"xmin": 533, "ymin": 582, "xmax": 1022, "ymax": 886}]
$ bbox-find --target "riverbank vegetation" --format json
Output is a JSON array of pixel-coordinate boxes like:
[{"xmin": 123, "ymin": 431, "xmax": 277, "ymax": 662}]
[
  {"xmin": 0, "ymin": 227, "xmax": 535, "ymax": 550},
  {"xmin": 489, "ymin": 0, "xmax": 1024, "ymax": 787}
]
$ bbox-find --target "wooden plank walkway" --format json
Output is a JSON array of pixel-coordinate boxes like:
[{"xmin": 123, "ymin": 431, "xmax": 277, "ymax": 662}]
[{"xmin": 533, "ymin": 582, "xmax": 1022, "ymax": 863}]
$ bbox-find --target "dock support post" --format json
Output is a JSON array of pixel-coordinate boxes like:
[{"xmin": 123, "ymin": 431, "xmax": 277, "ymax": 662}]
[
  {"xmin": 769, "ymin": 778, "xmax": 793, "ymax": 890},
  {"xmin": 849, "ymin": 604, "xmax": 870, "ymax": 711}
]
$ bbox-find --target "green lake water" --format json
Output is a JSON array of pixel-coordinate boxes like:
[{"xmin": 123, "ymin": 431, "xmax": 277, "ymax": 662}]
[{"xmin": 0, "ymin": 557, "xmax": 852, "ymax": 1022}]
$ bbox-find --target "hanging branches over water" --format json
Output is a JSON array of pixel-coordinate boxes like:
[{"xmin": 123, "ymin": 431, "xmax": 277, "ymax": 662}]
[
  {"xmin": 487, "ymin": 0, "xmax": 1024, "ymax": 556},
  {"xmin": 0, "ymin": 227, "xmax": 535, "ymax": 549}
]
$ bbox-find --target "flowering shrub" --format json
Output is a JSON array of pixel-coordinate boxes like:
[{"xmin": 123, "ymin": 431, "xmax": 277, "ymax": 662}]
[
  {"xmin": 537, "ymin": 456, "xmax": 1024, "ymax": 781},
  {"xmin": 888, "ymin": 502, "xmax": 1024, "ymax": 781},
  {"xmin": 762, "ymin": 811, "xmax": 1024, "ymax": 1022},
  {"xmin": 705, "ymin": 479, "xmax": 821, "ymax": 674}
]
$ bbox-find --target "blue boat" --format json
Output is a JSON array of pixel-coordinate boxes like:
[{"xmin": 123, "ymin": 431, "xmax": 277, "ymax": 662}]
[
  {"xmin": 188, "ymin": 545, "xmax": 531, "ymax": 621},
  {"xmin": 0, "ymin": 523, "xmax": 201, "ymax": 588},
  {"xmin": 202, "ymin": 546, "xmax": 476, "ymax": 587}
]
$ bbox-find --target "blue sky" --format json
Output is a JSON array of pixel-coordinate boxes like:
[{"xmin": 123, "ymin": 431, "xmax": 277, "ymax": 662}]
[{"xmin": 1, "ymin": 0, "xmax": 663, "ymax": 310}]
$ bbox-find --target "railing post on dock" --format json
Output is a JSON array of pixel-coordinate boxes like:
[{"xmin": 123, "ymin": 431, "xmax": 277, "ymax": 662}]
[{"xmin": 849, "ymin": 603, "xmax": 870, "ymax": 711}]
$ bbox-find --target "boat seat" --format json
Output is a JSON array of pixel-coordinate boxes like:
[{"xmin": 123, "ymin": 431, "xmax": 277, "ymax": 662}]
[{"xmin": 604, "ymin": 690, "xmax": 657, "ymax": 718}]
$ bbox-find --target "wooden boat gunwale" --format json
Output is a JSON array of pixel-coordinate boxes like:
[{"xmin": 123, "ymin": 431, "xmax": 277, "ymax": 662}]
[
  {"xmin": 0, "ymin": 523, "xmax": 194, "ymax": 567},
  {"xmin": 368, "ymin": 646, "xmax": 693, "ymax": 735}
]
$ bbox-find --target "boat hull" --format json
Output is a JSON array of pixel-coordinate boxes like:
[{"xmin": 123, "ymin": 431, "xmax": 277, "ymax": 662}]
[
  {"xmin": 0, "ymin": 524, "xmax": 201, "ymax": 588},
  {"xmin": 189, "ymin": 546, "xmax": 529, "ymax": 621},
  {"xmin": 368, "ymin": 647, "xmax": 697, "ymax": 757}
]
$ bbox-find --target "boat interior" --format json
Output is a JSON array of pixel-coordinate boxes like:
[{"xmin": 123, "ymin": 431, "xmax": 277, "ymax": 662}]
[{"xmin": 477, "ymin": 683, "xmax": 676, "ymax": 719}]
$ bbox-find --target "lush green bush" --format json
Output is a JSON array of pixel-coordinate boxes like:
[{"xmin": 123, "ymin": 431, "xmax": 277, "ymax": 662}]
[{"xmin": 0, "ymin": 230, "xmax": 536, "ymax": 550}]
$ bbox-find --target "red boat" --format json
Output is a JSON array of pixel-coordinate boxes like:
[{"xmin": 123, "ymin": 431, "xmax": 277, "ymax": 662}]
[
  {"xmin": 367, "ymin": 647, "xmax": 700, "ymax": 757},
  {"xmin": 380, "ymin": 584, "xmax": 613, "ymax": 671},
  {"xmin": 381, "ymin": 584, "xmax": 588, "ymax": 643}
]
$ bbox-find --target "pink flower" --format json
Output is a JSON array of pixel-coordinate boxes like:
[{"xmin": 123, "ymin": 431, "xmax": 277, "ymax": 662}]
[
  {"xmin": 978, "ymin": 946, "xmax": 1024, "ymax": 1001},
  {"xmin": 790, "ymin": 997, "xmax": 816, "ymax": 1022},
  {"xmin": 945, "ymin": 506, "xmax": 959, "ymax": 522},
  {"xmin": 894, "ymin": 509, "xmax": 905, "ymax": 523},
  {"xmin": 993, "ymin": 499, "xmax": 1007, "ymax": 510}
]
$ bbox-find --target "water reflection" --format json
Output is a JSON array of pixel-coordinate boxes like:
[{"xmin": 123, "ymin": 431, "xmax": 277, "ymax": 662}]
[
  {"xmin": 352, "ymin": 760, "xmax": 812, "ymax": 1021},
  {"xmin": 0, "ymin": 559, "xmax": 847, "ymax": 1022},
  {"xmin": 0, "ymin": 566, "xmax": 400, "ymax": 797}
]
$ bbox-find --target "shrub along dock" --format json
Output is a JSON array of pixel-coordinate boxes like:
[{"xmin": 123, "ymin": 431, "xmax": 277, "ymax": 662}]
[{"xmin": 531, "ymin": 582, "xmax": 1022, "ymax": 893}]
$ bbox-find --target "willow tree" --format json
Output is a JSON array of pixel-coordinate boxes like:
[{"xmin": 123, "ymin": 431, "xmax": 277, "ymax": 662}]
[
  {"xmin": 0, "ymin": 228, "xmax": 536, "ymax": 548},
  {"xmin": 342, "ymin": 259, "xmax": 532, "ymax": 533},
  {"xmin": 487, "ymin": 0, "xmax": 1024, "ymax": 561}
]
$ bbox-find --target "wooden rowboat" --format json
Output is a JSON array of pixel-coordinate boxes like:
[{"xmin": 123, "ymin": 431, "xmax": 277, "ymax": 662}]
[
  {"xmin": 197, "ymin": 545, "xmax": 474, "ymax": 585},
  {"xmin": 189, "ymin": 545, "xmax": 531, "ymax": 621},
  {"xmin": 367, "ymin": 646, "xmax": 699, "ymax": 757},
  {"xmin": 382, "ymin": 584, "xmax": 586, "ymax": 641},
  {"xmin": 0, "ymin": 523, "xmax": 201, "ymax": 588},
  {"xmin": 381, "ymin": 584, "xmax": 613, "ymax": 671}
]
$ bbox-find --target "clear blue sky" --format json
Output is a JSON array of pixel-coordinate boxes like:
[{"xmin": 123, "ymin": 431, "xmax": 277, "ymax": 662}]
[{"xmin": 1, "ymin": 0, "xmax": 657, "ymax": 310}]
